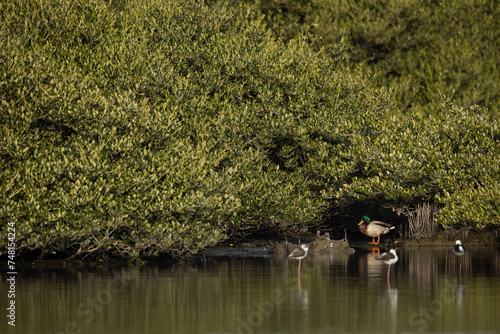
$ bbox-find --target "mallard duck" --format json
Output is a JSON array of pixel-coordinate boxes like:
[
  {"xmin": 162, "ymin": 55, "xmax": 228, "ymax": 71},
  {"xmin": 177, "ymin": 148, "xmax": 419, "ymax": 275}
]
[
  {"xmin": 376, "ymin": 249, "xmax": 398, "ymax": 281},
  {"xmin": 358, "ymin": 216, "xmax": 395, "ymax": 245},
  {"xmin": 453, "ymin": 240, "xmax": 466, "ymax": 256}
]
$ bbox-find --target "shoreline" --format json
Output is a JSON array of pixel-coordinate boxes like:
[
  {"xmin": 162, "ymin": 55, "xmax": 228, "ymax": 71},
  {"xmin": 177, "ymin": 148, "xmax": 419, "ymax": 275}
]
[{"xmin": 3, "ymin": 228, "xmax": 499, "ymax": 264}]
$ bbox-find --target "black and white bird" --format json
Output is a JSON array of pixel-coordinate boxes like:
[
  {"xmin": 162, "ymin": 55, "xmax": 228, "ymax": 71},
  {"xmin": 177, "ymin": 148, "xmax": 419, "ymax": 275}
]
[
  {"xmin": 288, "ymin": 244, "xmax": 309, "ymax": 261},
  {"xmin": 453, "ymin": 240, "xmax": 466, "ymax": 281},
  {"xmin": 453, "ymin": 240, "xmax": 466, "ymax": 256},
  {"xmin": 376, "ymin": 249, "xmax": 398, "ymax": 282},
  {"xmin": 288, "ymin": 244, "xmax": 309, "ymax": 275}
]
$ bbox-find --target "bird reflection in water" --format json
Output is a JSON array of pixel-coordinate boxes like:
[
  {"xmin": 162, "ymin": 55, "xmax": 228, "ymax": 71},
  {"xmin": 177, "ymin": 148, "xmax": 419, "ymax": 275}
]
[
  {"xmin": 369, "ymin": 247, "xmax": 380, "ymax": 257},
  {"xmin": 376, "ymin": 249, "xmax": 399, "ymax": 333},
  {"xmin": 453, "ymin": 240, "xmax": 466, "ymax": 323},
  {"xmin": 288, "ymin": 244, "xmax": 309, "ymax": 311},
  {"xmin": 380, "ymin": 286, "xmax": 399, "ymax": 333}
]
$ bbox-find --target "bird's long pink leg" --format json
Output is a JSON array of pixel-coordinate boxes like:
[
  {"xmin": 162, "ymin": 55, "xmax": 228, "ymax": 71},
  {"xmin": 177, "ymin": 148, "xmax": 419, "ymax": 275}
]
[{"xmin": 387, "ymin": 264, "xmax": 391, "ymax": 287}]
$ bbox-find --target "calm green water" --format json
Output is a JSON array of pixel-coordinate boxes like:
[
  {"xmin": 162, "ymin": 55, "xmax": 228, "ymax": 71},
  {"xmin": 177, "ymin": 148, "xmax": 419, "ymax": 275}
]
[{"xmin": 1, "ymin": 247, "xmax": 500, "ymax": 334}]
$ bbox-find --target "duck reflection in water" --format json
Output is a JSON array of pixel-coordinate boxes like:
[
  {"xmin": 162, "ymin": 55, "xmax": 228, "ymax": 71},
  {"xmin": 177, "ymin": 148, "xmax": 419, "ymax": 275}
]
[{"xmin": 369, "ymin": 247, "xmax": 380, "ymax": 256}]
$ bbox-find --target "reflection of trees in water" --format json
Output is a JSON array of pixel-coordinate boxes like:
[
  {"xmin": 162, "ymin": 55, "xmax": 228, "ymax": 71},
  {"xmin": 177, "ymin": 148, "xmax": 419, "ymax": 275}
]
[
  {"xmin": 403, "ymin": 247, "xmax": 500, "ymax": 295},
  {"xmin": 405, "ymin": 248, "xmax": 442, "ymax": 296},
  {"xmin": 496, "ymin": 248, "xmax": 500, "ymax": 275},
  {"xmin": 6, "ymin": 248, "xmax": 500, "ymax": 334}
]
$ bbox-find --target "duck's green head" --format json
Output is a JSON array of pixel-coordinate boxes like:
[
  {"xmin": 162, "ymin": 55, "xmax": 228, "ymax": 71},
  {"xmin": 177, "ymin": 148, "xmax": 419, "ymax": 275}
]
[{"xmin": 358, "ymin": 216, "xmax": 371, "ymax": 225}]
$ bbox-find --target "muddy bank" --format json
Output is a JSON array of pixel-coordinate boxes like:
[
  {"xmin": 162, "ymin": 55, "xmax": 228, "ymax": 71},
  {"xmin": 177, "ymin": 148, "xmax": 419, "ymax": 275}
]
[
  {"xmin": 201, "ymin": 227, "xmax": 500, "ymax": 258},
  {"xmin": 398, "ymin": 228, "xmax": 500, "ymax": 247},
  {"xmin": 6, "ymin": 227, "xmax": 498, "ymax": 264},
  {"xmin": 201, "ymin": 232, "xmax": 354, "ymax": 258}
]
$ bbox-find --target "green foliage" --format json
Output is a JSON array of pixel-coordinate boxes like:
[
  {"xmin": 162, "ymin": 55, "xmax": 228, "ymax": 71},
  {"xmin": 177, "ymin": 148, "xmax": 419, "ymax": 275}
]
[
  {"xmin": 1, "ymin": 0, "xmax": 498, "ymax": 259},
  {"xmin": 241, "ymin": 0, "xmax": 500, "ymax": 116},
  {"xmin": 0, "ymin": 0, "xmax": 391, "ymax": 258},
  {"xmin": 328, "ymin": 99, "xmax": 500, "ymax": 229}
]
